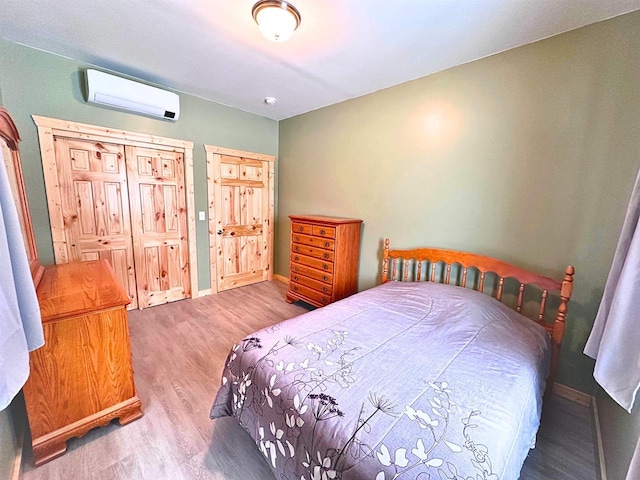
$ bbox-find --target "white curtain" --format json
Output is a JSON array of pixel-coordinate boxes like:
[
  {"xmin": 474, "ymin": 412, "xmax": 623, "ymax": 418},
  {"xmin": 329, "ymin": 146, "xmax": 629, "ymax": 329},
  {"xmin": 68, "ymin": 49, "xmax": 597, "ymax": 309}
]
[
  {"xmin": 0, "ymin": 146, "xmax": 43, "ymax": 411},
  {"xmin": 584, "ymin": 167, "xmax": 640, "ymax": 413}
]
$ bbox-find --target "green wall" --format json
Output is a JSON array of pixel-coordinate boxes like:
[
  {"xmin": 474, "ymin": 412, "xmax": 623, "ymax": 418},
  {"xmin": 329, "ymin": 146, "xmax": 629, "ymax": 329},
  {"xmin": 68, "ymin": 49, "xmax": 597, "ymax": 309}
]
[
  {"xmin": 4, "ymin": 10, "xmax": 640, "ymax": 479},
  {"xmin": 597, "ymin": 390, "xmax": 640, "ymax": 480},
  {"xmin": 0, "ymin": 38, "xmax": 278, "ymax": 291},
  {"xmin": 278, "ymin": 11, "xmax": 640, "ymax": 478},
  {"xmin": 279, "ymin": 8, "xmax": 640, "ymax": 392},
  {"xmin": 0, "ymin": 408, "xmax": 17, "ymax": 480}
]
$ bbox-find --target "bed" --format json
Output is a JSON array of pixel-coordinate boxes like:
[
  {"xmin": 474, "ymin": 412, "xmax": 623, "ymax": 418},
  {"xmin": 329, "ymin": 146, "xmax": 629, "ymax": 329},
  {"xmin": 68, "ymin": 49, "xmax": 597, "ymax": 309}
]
[{"xmin": 210, "ymin": 239, "xmax": 574, "ymax": 480}]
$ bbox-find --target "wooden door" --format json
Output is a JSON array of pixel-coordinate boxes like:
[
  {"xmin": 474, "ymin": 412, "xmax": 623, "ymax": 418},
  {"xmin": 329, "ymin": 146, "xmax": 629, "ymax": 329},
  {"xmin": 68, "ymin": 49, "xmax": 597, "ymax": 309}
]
[
  {"xmin": 53, "ymin": 138, "xmax": 138, "ymax": 308},
  {"xmin": 126, "ymin": 146, "xmax": 190, "ymax": 308},
  {"xmin": 213, "ymin": 154, "xmax": 272, "ymax": 291}
]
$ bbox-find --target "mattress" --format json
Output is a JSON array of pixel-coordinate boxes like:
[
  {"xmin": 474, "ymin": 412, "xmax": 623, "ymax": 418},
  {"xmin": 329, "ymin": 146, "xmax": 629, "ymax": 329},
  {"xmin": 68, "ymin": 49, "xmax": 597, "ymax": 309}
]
[{"xmin": 211, "ymin": 281, "xmax": 550, "ymax": 480}]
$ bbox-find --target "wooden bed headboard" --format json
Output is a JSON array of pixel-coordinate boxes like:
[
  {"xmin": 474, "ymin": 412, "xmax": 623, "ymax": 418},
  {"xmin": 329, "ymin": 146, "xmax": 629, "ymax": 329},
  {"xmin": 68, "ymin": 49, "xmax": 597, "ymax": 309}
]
[{"xmin": 381, "ymin": 238, "xmax": 574, "ymax": 394}]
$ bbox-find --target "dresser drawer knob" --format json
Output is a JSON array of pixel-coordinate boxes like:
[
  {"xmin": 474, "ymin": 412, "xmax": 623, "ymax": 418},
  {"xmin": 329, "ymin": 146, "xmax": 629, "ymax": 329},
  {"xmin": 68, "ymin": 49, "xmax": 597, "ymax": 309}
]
[
  {"xmin": 321, "ymin": 297, "xmax": 328, "ymax": 304},
  {"xmin": 294, "ymin": 236, "xmax": 300, "ymax": 241},
  {"xmin": 299, "ymin": 227, "xmax": 304, "ymax": 231},
  {"xmin": 320, "ymin": 229, "xmax": 326, "ymax": 235},
  {"xmin": 323, "ymin": 253, "xmax": 329, "ymax": 259},
  {"xmin": 294, "ymin": 266, "xmax": 299, "ymax": 272},
  {"xmin": 324, "ymin": 242, "xmax": 330, "ymax": 247},
  {"xmin": 322, "ymin": 264, "xmax": 329, "ymax": 270},
  {"xmin": 322, "ymin": 286, "xmax": 328, "ymax": 292},
  {"xmin": 295, "ymin": 246, "xmax": 299, "ymax": 251},
  {"xmin": 293, "ymin": 276, "xmax": 298, "ymax": 281},
  {"xmin": 294, "ymin": 256, "xmax": 299, "ymax": 261},
  {"xmin": 293, "ymin": 286, "xmax": 298, "ymax": 291},
  {"xmin": 322, "ymin": 276, "xmax": 328, "ymax": 281}
]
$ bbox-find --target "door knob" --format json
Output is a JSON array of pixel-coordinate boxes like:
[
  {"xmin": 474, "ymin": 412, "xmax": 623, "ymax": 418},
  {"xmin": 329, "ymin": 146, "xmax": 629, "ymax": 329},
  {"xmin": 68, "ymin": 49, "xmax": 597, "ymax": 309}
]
[{"xmin": 217, "ymin": 230, "xmax": 223, "ymax": 235}]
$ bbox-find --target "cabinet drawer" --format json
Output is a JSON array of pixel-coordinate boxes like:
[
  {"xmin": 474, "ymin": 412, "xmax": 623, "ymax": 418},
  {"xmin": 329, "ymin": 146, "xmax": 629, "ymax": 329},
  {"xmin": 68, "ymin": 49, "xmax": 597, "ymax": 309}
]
[
  {"xmin": 312, "ymin": 225, "xmax": 336, "ymax": 239},
  {"xmin": 291, "ymin": 243, "xmax": 334, "ymax": 261},
  {"xmin": 291, "ymin": 253, "xmax": 334, "ymax": 273},
  {"xmin": 290, "ymin": 282, "xmax": 331, "ymax": 306},
  {"xmin": 292, "ymin": 234, "xmax": 335, "ymax": 250},
  {"xmin": 291, "ymin": 263, "xmax": 333, "ymax": 285},
  {"xmin": 291, "ymin": 273, "xmax": 332, "ymax": 294},
  {"xmin": 292, "ymin": 223, "xmax": 312, "ymax": 235}
]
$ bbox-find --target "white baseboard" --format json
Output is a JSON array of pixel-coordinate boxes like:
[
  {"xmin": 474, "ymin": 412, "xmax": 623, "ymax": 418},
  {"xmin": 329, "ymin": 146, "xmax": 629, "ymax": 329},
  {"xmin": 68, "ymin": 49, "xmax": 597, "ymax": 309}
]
[
  {"xmin": 552, "ymin": 383, "xmax": 606, "ymax": 480},
  {"xmin": 197, "ymin": 289, "xmax": 213, "ymax": 297},
  {"xmin": 591, "ymin": 398, "xmax": 607, "ymax": 480},
  {"xmin": 553, "ymin": 383, "xmax": 592, "ymax": 407},
  {"xmin": 12, "ymin": 429, "xmax": 23, "ymax": 480}
]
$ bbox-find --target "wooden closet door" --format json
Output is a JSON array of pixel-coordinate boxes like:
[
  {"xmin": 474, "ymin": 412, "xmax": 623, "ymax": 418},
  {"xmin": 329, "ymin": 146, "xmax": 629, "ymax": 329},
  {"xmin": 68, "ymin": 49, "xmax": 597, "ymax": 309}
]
[
  {"xmin": 126, "ymin": 146, "xmax": 190, "ymax": 308},
  {"xmin": 213, "ymin": 154, "xmax": 271, "ymax": 291},
  {"xmin": 53, "ymin": 138, "xmax": 138, "ymax": 308}
]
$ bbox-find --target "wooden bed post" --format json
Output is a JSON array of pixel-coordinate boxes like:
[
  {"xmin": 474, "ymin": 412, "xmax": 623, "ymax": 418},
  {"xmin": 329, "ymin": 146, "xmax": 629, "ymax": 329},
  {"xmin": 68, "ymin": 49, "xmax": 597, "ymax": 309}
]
[
  {"xmin": 545, "ymin": 265, "xmax": 575, "ymax": 398},
  {"xmin": 381, "ymin": 238, "xmax": 390, "ymax": 283}
]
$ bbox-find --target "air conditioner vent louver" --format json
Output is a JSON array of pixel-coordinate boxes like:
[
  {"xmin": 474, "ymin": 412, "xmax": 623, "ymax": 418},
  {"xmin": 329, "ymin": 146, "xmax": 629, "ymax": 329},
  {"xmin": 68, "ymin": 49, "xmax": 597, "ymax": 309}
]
[{"xmin": 85, "ymin": 69, "xmax": 180, "ymax": 121}]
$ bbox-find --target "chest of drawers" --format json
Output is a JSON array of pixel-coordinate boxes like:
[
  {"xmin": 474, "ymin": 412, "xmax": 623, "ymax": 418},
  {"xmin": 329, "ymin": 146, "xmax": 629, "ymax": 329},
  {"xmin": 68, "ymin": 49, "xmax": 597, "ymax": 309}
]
[
  {"xmin": 23, "ymin": 260, "xmax": 143, "ymax": 466},
  {"xmin": 286, "ymin": 215, "xmax": 362, "ymax": 307}
]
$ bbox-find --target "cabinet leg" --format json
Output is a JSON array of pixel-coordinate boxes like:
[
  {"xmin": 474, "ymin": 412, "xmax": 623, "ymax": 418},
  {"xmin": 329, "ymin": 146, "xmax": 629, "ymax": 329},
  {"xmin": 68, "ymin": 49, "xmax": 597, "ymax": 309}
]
[
  {"xmin": 33, "ymin": 439, "xmax": 67, "ymax": 466},
  {"xmin": 285, "ymin": 293, "xmax": 295, "ymax": 304}
]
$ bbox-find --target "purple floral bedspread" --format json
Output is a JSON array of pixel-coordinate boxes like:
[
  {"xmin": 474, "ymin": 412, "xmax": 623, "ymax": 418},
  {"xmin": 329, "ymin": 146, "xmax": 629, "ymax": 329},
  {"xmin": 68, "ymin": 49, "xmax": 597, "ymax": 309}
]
[{"xmin": 211, "ymin": 281, "xmax": 550, "ymax": 480}]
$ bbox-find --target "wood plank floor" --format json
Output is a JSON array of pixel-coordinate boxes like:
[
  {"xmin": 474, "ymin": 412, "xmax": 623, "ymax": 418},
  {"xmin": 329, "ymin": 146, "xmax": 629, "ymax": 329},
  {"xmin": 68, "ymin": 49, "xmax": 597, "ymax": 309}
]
[{"xmin": 20, "ymin": 281, "xmax": 596, "ymax": 480}]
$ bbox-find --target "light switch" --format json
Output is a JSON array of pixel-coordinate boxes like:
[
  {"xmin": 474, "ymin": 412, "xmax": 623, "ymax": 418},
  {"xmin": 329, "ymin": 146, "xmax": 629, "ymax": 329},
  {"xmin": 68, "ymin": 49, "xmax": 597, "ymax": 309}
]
[{"xmin": 198, "ymin": 211, "xmax": 205, "ymax": 221}]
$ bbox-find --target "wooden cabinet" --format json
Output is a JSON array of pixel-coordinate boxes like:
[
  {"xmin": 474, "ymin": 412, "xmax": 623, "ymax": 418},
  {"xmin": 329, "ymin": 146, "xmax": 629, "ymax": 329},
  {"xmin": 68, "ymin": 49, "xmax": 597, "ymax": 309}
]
[
  {"xmin": 286, "ymin": 215, "xmax": 362, "ymax": 307},
  {"xmin": 1, "ymin": 110, "xmax": 141, "ymax": 467},
  {"xmin": 23, "ymin": 260, "xmax": 143, "ymax": 466}
]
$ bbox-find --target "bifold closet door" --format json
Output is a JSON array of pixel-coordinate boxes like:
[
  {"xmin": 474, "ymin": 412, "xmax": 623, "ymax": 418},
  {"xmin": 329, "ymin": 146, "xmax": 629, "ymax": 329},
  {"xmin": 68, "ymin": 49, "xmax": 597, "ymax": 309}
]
[
  {"xmin": 213, "ymin": 154, "xmax": 272, "ymax": 291},
  {"xmin": 126, "ymin": 146, "xmax": 191, "ymax": 308},
  {"xmin": 53, "ymin": 138, "xmax": 138, "ymax": 308}
]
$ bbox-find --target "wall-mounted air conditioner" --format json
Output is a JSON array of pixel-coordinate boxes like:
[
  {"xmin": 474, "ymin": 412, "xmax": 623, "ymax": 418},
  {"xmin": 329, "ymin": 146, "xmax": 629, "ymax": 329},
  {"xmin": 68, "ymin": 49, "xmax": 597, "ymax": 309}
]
[{"xmin": 85, "ymin": 69, "xmax": 180, "ymax": 121}]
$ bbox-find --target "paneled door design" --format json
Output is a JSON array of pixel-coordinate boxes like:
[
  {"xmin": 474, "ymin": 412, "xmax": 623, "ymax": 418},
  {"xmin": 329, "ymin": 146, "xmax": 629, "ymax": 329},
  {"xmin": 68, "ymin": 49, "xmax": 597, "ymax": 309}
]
[
  {"xmin": 126, "ymin": 146, "xmax": 191, "ymax": 307},
  {"xmin": 35, "ymin": 115, "xmax": 197, "ymax": 310},
  {"xmin": 53, "ymin": 138, "xmax": 138, "ymax": 308},
  {"xmin": 207, "ymin": 147, "xmax": 275, "ymax": 292}
]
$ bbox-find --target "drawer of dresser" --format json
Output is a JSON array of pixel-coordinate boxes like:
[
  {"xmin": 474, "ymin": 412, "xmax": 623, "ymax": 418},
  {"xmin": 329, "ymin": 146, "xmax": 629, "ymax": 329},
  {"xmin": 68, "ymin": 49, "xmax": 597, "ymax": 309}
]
[
  {"xmin": 290, "ymin": 282, "xmax": 331, "ymax": 306},
  {"xmin": 291, "ymin": 243, "xmax": 334, "ymax": 261},
  {"xmin": 291, "ymin": 253, "xmax": 334, "ymax": 273},
  {"xmin": 292, "ymin": 222, "xmax": 312, "ymax": 235},
  {"xmin": 312, "ymin": 225, "xmax": 336, "ymax": 239},
  {"xmin": 291, "ymin": 263, "xmax": 333, "ymax": 284},
  {"xmin": 290, "ymin": 272, "xmax": 333, "ymax": 295},
  {"xmin": 291, "ymin": 233, "xmax": 335, "ymax": 250}
]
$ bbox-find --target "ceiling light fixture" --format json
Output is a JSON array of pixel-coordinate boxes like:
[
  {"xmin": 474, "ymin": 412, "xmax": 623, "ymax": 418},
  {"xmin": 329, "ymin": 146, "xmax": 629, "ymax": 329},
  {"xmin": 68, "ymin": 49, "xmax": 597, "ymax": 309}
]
[{"xmin": 252, "ymin": 0, "xmax": 301, "ymax": 42}]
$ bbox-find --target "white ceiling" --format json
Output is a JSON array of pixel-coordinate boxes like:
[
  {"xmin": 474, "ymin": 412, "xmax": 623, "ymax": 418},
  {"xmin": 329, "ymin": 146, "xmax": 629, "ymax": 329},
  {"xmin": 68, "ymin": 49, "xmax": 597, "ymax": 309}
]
[{"xmin": 2, "ymin": 0, "xmax": 640, "ymax": 121}]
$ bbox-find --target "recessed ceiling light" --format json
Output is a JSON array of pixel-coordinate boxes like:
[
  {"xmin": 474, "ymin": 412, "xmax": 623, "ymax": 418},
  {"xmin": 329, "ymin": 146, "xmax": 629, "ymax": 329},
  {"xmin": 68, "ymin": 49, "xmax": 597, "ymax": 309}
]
[
  {"xmin": 252, "ymin": 1, "xmax": 301, "ymax": 42},
  {"xmin": 264, "ymin": 96, "xmax": 277, "ymax": 105}
]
